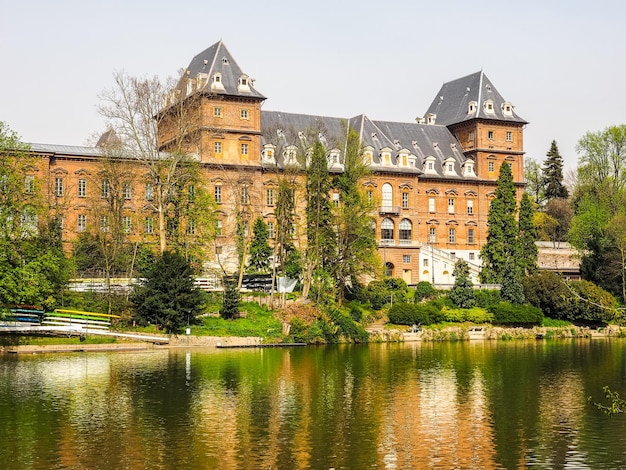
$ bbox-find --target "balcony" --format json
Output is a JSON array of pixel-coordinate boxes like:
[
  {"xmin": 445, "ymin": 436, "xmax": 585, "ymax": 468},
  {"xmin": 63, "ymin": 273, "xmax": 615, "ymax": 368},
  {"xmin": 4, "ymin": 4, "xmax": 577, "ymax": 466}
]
[
  {"xmin": 380, "ymin": 239, "xmax": 395, "ymax": 247},
  {"xmin": 378, "ymin": 206, "xmax": 400, "ymax": 216}
]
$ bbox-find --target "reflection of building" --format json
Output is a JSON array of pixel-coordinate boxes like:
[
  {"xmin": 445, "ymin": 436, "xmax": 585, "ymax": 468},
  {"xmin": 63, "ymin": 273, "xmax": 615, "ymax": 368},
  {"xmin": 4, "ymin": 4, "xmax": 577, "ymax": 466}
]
[
  {"xmin": 27, "ymin": 40, "xmax": 526, "ymax": 283},
  {"xmin": 536, "ymin": 241, "xmax": 581, "ymax": 280}
]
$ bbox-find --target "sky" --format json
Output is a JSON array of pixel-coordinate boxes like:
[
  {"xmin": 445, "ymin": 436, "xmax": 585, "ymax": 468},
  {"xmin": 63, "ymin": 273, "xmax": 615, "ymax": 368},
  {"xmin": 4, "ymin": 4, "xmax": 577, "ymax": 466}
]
[{"xmin": 3, "ymin": 0, "xmax": 625, "ymax": 172}]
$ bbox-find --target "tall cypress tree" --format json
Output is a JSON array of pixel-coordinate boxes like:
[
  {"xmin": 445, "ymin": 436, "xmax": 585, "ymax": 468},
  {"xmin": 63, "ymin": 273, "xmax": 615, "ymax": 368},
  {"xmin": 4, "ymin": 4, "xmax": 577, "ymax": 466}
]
[
  {"xmin": 247, "ymin": 217, "xmax": 271, "ymax": 273},
  {"xmin": 518, "ymin": 192, "xmax": 538, "ymax": 275},
  {"xmin": 480, "ymin": 162, "xmax": 519, "ymax": 284},
  {"xmin": 543, "ymin": 140, "xmax": 569, "ymax": 200}
]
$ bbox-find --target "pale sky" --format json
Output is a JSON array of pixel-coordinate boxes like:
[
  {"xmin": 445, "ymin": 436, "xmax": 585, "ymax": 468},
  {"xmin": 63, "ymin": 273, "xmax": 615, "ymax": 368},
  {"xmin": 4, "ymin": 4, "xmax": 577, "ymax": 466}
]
[{"xmin": 3, "ymin": 0, "xmax": 625, "ymax": 171}]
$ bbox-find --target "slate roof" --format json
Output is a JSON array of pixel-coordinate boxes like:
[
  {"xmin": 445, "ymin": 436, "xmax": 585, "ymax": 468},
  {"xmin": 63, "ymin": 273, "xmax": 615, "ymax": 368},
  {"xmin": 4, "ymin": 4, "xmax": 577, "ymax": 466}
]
[
  {"xmin": 261, "ymin": 111, "xmax": 470, "ymax": 177},
  {"xmin": 424, "ymin": 71, "xmax": 527, "ymax": 126},
  {"xmin": 29, "ymin": 143, "xmax": 104, "ymax": 157},
  {"xmin": 178, "ymin": 40, "xmax": 265, "ymax": 100}
]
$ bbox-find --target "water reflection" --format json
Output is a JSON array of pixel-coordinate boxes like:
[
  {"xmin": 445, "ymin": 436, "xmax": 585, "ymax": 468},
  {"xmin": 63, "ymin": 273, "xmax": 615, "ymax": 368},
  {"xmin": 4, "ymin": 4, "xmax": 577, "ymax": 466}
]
[{"xmin": 1, "ymin": 340, "xmax": 626, "ymax": 469}]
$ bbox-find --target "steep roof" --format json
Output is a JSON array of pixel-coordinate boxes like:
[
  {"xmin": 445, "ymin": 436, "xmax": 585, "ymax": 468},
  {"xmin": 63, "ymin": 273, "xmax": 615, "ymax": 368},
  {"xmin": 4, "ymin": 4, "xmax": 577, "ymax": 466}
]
[
  {"xmin": 177, "ymin": 40, "xmax": 265, "ymax": 100},
  {"xmin": 424, "ymin": 71, "xmax": 526, "ymax": 126},
  {"xmin": 261, "ymin": 111, "xmax": 469, "ymax": 177}
]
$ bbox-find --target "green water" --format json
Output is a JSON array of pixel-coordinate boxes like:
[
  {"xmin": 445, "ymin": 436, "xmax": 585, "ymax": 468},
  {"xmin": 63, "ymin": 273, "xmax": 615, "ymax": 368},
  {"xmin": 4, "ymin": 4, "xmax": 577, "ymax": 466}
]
[{"xmin": 1, "ymin": 340, "xmax": 626, "ymax": 469}]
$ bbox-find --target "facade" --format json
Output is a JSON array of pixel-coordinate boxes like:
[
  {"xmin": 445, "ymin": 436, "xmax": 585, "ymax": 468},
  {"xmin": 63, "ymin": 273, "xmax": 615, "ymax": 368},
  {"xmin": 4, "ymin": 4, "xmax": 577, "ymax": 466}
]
[{"xmin": 28, "ymin": 41, "xmax": 527, "ymax": 285}]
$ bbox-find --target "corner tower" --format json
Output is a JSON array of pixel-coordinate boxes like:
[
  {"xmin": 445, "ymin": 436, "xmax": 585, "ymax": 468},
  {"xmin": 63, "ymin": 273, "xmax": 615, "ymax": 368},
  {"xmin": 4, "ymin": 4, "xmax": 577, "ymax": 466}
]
[
  {"xmin": 160, "ymin": 40, "xmax": 266, "ymax": 165},
  {"xmin": 424, "ymin": 71, "xmax": 526, "ymax": 183}
]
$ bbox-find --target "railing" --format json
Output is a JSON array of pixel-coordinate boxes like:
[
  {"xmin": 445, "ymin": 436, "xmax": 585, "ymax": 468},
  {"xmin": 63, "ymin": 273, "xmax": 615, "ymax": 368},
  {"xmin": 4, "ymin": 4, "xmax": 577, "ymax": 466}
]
[
  {"xmin": 380, "ymin": 239, "xmax": 395, "ymax": 246},
  {"xmin": 378, "ymin": 206, "xmax": 401, "ymax": 215}
]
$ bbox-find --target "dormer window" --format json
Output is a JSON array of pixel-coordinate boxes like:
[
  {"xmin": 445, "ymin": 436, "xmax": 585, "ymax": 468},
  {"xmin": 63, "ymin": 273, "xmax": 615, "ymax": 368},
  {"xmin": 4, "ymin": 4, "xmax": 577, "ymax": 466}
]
[
  {"xmin": 424, "ymin": 156, "xmax": 437, "ymax": 174},
  {"xmin": 222, "ymin": 57, "xmax": 229, "ymax": 64},
  {"xmin": 262, "ymin": 144, "xmax": 276, "ymax": 164},
  {"xmin": 427, "ymin": 113, "xmax": 436, "ymax": 125},
  {"xmin": 463, "ymin": 159, "xmax": 476, "ymax": 177},
  {"xmin": 238, "ymin": 75, "xmax": 251, "ymax": 92},
  {"xmin": 211, "ymin": 73, "xmax": 225, "ymax": 91},
  {"xmin": 484, "ymin": 99, "xmax": 495, "ymax": 114},
  {"xmin": 363, "ymin": 150, "xmax": 373, "ymax": 165},
  {"xmin": 502, "ymin": 102, "xmax": 513, "ymax": 116},
  {"xmin": 443, "ymin": 158, "xmax": 457, "ymax": 176},
  {"xmin": 468, "ymin": 101, "xmax": 477, "ymax": 114}
]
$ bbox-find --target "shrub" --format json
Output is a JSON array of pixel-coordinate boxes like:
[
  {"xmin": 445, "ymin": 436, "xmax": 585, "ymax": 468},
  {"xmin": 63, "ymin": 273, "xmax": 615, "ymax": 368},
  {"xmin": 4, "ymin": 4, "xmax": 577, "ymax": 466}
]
[
  {"xmin": 328, "ymin": 308, "xmax": 368, "ymax": 343},
  {"xmin": 475, "ymin": 289, "xmax": 501, "ymax": 308},
  {"xmin": 388, "ymin": 303, "xmax": 443, "ymax": 326},
  {"xmin": 488, "ymin": 302, "xmax": 543, "ymax": 326},
  {"xmin": 522, "ymin": 271, "xmax": 568, "ymax": 319},
  {"xmin": 565, "ymin": 280, "xmax": 617, "ymax": 324},
  {"xmin": 441, "ymin": 306, "xmax": 493, "ymax": 323},
  {"xmin": 414, "ymin": 281, "xmax": 436, "ymax": 302},
  {"xmin": 363, "ymin": 278, "xmax": 408, "ymax": 309}
]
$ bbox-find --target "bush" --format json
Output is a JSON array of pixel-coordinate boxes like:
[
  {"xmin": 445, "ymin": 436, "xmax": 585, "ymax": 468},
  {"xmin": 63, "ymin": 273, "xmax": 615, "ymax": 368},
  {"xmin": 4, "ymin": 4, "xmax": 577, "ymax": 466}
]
[
  {"xmin": 441, "ymin": 306, "xmax": 493, "ymax": 324},
  {"xmin": 414, "ymin": 282, "xmax": 436, "ymax": 302},
  {"xmin": 488, "ymin": 302, "xmax": 543, "ymax": 326},
  {"xmin": 565, "ymin": 280, "xmax": 617, "ymax": 324},
  {"xmin": 475, "ymin": 289, "xmax": 501, "ymax": 308},
  {"xmin": 388, "ymin": 303, "xmax": 443, "ymax": 326},
  {"xmin": 328, "ymin": 309, "xmax": 368, "ymax": 343},
  {"xmin": 363, "ymin": 278, "xmax": 408, "ymax": 309},
  {"xmin": 522, "ymin": 271, "xmax": 568, "ymax": 319}
]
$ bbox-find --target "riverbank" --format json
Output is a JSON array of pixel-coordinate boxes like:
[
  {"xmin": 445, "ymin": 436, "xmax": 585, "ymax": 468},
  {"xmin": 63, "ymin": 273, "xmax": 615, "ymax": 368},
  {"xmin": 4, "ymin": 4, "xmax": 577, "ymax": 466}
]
[{"xmin": 3, "ymin": 324, "xmax": 625, "ymax": 354}]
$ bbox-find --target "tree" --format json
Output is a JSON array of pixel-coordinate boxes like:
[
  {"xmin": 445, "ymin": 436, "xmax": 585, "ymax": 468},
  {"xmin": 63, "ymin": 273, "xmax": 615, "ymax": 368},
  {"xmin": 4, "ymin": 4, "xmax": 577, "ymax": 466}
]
[
  {"xmin": 480, "ymin": 162, "xmax": 519, "ymax": 284},
  {"xmin": 247, "ymin": 217, "xmax": 271, "ymax": 273},
  {"xmin": 98, "ymin": 72, "xmax": 209, "ymax": 255},
  {"xmin": 577, "ymin": 125, "xmax": 626, "ymax": 198},
  {"xmin": 449, "ymin": 259, "xmax": 476, "ymax": 308},
  {"xmin": 0, "ymin": 122, "xmax": 70, "ymax": 310},
  {"xmin": 131, "ymin": 251, "xmax": 205, "ymax": 333},
  {"xmin": 303, "ymin": 139, "xmax": 336, "ymax": 300},
  {"xmin": 543, "ymin": 197, "xmax": 573, "ymax": 242},
  {"xmin": 518, "ymin": 193, "xmax": 538, "ymax": 275},
  {"xmin": 333, "ymin": 128, "xmax": 379, "ymax": 303},
  {"xmin": 220, "ymin": 276, "xmax": 240, "ymax": 320},
  {"xmin": 524, "ymin": 157, "xmax": 545, "ymax": 205},
  {"xmin": 543, "ymin": 140, "xmax": 569, "ymax": 200}
]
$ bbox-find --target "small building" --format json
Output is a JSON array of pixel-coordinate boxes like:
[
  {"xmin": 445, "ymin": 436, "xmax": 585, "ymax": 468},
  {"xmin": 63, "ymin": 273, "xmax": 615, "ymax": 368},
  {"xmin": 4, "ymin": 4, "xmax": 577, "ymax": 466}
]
[{"xmin": 536, "ymin": 241, "xmax": 581, "ymax": 280}]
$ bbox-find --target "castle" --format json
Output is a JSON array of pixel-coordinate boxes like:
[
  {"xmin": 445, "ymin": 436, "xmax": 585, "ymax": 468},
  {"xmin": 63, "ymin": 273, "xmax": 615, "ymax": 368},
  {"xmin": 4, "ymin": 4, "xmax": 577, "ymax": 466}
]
[{"xmin": 29, "ymin": 40, "xmax": 526, "ymax": 285}]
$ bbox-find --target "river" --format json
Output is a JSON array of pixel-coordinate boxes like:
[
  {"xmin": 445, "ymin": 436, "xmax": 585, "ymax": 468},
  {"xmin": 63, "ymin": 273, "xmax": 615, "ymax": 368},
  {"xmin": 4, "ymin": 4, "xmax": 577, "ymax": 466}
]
[{"xmin": 1, "ymin": 339, "xmax": 625, "ymax": 469}]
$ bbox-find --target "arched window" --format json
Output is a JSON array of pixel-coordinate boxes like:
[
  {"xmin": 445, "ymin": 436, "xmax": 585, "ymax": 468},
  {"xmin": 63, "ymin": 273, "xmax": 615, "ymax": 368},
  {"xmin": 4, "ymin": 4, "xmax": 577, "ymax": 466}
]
[
  {"xmin": 385, "ymin": 262, "xmax": 394, "ymax": 278},
  {"xmin": 381, "ymin": 218, "xmax": 394, "ymax": 242},
  {"xmin": 382, "ymin": 183, "xmax": 393, "ymax": 209},
  {"xmin": 399, "ymin": 219, "xmax": 412, "ymax": 244}
]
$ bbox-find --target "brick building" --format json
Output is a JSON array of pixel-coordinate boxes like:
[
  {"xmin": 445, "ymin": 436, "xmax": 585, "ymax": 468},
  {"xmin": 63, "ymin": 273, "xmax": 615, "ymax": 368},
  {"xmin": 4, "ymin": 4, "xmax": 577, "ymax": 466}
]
[{"xmin": 29, "ymin": 40, "xmax": 526, "ymax": 285}]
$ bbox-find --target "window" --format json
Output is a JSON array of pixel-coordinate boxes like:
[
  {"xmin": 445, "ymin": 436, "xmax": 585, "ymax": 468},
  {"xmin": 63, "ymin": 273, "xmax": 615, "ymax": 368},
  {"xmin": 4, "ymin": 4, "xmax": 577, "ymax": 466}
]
[
  {"xmin": 100, "ymin": 216, "xmax": 109, "ymax": 232},
  {"xmin": 214, "ymin": 141, "xmax": 222, "ymax": 154},
  {"xmin": 101, "ymin": 180, "xmax": 110, "ymax": 198},
  {"xmin": 333, "ymin": 192, "xmax": 340, "ymax": 207},
  {"xmin": 266, "ymin": 188, "xmax": 274, "ymax": 205},
  {"xmin": 448, "ymin": 228, "xmax": 456, "ymax": 243},
  {"xmin": 381, "ymin": 218, "xmax": 394, "ymax": 241},
  {"xmin": 429, "ymin": 227, "xmax": 436, "ymax": 243},
  {"xmin": 382, "ymin": 183, "xmax": 393, "ymax": 209},
  {"xmin": 145, "ymin": 183, "xmax": 153, "ymax": 201},
  {"xmin": 241, "ymin": 143, "xmax": 249, "ymax": 156},
  {"xmin": 448, "ymin": 198, "xmax": 455, "ymax": 214},
  {"xmin": 25, "ymin": 176, "xmax": 35, "ymax": 194},
  {"xmin": 399, "ymin": 219, "xmax": 412, "ymax": 241},
  {"xmin": 403, "ymin": 255, "xmax": 411, "ymax": 264},
  {"xmin": 468, "ymin": 131, "xmax": 474, "ymax": 141},
  {"xmin": 428, "ymin": 161, "xmax": 434, "ymax": 170},
  {"xmin": 54, "ymin": 177, "xmax": 64, "ymax": 197},
  {"xmin": 488, "ymin": 161, "xmax": 495, "ymax": 172},
  {"xmin": 123, "ymin": 216, "xmax": 132, "ymax": 234},
  {"xmin": 188, "ymin": 185, "xmax": 195, "ymax": 202},
  {"xmin": 367, "ymin": 190, "xmax": 373, "ymax": 204},
  {"xmin": 187, "ymin": 219, "xmax": 196, "ymax": 235},
  {"xmin": 241, "ymin": 186, "xmax": 249, "ymax": 205},
  {"xmin": 77, "ymin": 179, "xmax": 86, "ymax": 197},
  {"xmin": 216, "ymin": 220, "xmax": 223, "ymax": 236},
  {"xmin": 240, "ymin": 109, "xmax": 249, "ymax": 119},
  {"xmin": 214, "ymin": 185, "xmax": 222, "ymax": 203},
  {"xmin": 123, "ymin": 183, "xmax": 132, "ymax": 200},
  {"xmin": 488, "ymin": 130, "xmax": 494, "ymax": 140},
  {"xmin": 428, "ymin": 197, "xmax": 435, "ymax": 213},
  {"xmin": 469, "ymin": 252, "xmax": 475, "ymax": 260},
  {"xmin": 214, "ymin": 107, "xmax": 222, "ymax": 117},
  {"xmin": 423, "ymin": 258, "xmax": 429, "ymax": 267},
  {"xmin": 467, "ymin": 199, "xmax": 474, "ymax": 214},
  {"xmin": 447, "ymin": 163, "xmax": 454, "ymax": 173},
  {"xmin": 402, "ymin": 192, "xmax": 409, "ymax": 209},
  {"xmin": 145, "ymin": 217, "xmax": 154, "ymax": 234},
  {"xmin": 268, "ymin": 221, "xmax": 275, "ymax": 239},
  {"xmin": 468, "ymin": 228, "xmax": 475, "ymax": 244},
  {"xmin": 77, "ymin": 214, "xmax": 86, "ymax": 232},
  {"xmin": 506, "ymin": 131, "xmax": 512, "ymax": 142}
]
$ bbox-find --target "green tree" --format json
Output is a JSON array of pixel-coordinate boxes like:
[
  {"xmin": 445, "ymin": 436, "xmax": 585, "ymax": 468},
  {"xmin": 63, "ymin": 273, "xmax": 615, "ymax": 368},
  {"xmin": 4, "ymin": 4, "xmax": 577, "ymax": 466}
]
[
  {"xmin": 333, "ymin": 128, "xmax": 379, "ymax": 303},
  {"xmin": 449, "ymin": 259, "xmax": 476, "ymax": 308},
  {"xmin": 247, "ymin": 217, "xmax": 271, "ymax": 273},
  {"xmin": 131, "ymin": 251, "xmax": 205, "ymax": 333},
  {"xmin": 543, "ymin": 140, "xmax": 569, "ymax": 200},
  {"xmin": 480, "ymin": 162, "xmax": 519, "ymax": 284},
  {"xmin": 220, "ymin": 276, "xmax": 240, "ymax": 320},
  {"xmin": 543, "ymin": 197, "xmax": 573, "ymax": 242},
  {"xmin": 0, "ymin": 122, "xmax": 70, "ymax": 310},
  {"xmin": 524, "ymin": 157, "xmax": 545, "ymax": 205},
  {"xmin": 303, "ymin": 139, "xmax": 336, "ymax": 299},
  {"xmin": 577, "ymin": 125, "xmax": 626, "ymax": 198},
  {"xmin": 518, "ymin": 193, "xmax": 538, "ymax": 275}
]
